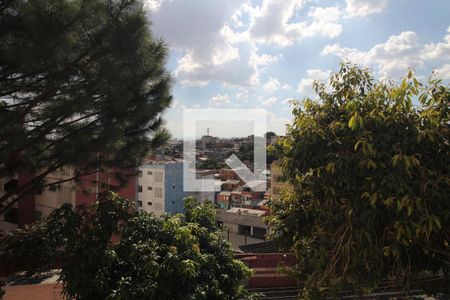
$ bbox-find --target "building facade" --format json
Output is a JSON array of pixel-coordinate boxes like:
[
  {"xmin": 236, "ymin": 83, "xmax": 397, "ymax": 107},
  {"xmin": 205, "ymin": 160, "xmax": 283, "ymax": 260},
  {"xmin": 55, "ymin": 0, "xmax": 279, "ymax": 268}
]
[
  {"xmin": 137, "ymin": 161, "xmax": 187, "ymax": 216},
  {"xmin": 0, "ymin": 167, "xmax": 136, "ymax": 232}
]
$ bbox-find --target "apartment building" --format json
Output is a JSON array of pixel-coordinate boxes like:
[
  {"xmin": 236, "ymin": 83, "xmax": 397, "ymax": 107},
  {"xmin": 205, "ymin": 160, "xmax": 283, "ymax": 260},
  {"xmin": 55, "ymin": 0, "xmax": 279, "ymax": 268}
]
[
  {"xmin": 137, "ymin": 161, "xmax": 187, "ymax": 216},
  {"xmin": 0, "ymin": 167, "xmax": 136, "ymax": 232}
]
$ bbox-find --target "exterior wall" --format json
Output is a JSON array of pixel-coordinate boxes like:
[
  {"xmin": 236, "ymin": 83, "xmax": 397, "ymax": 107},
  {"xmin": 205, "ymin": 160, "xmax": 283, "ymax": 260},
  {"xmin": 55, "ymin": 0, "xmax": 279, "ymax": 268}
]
[
  {"xmin": 138, "ymin": 164, "xmax": 165, "ymax": 216},
  {"xmin": 0, "ymin": 167, "xmax": 136, "ymax": 232},
  {"xmin": 217, "ymin": 192, "xmax": 231, "ymax": 209},
  {"xmin": 76, "ymin": 172, "xmax": 98, "ymax": 206},
  {"xmin": 164, "ymin": 162, "xmax": 186, "ymax": 214},
  {"xmin": 137, "ymin": 162, "xmax": 186, "ymax": 216},
  {"xmin": 35, "ymin": 166, "xmax": 76, "ymax": 219},
  {"xmin": 76, "ymin": 168, "xmax": 136, "ymax": 206}
]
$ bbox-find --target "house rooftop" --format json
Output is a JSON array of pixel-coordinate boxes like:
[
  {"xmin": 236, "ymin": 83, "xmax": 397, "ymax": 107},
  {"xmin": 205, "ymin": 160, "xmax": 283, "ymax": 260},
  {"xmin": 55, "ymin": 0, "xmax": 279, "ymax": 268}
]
[
  {"xmin": 223, "ymin": 179, "xmax": 240, "ymax": 185},
  {"xmin": 239, "ymin": 241, "xmax": 281, "ymax": 253},
  {"xmin": 218, "ymin": 191, "xmax": 232, "ymax": 196}
]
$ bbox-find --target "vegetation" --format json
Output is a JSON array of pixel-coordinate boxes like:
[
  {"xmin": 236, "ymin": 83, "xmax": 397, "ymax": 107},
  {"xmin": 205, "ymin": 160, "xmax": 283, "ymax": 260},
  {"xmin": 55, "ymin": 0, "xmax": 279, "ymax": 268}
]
[
  {"xmin": 268, "ymin": 64, "xmax": 450, "ymax": 297},
  {"xmin": 0, "ymin": 193, "xmax": 250, "ymax": 299},
  {"xmin": 197, "ymin": 158, "xmax": 227, "ymax": 170},
  {"xmin": 0, "ymin": 0, "xmax": 172, "ymax": 214}
]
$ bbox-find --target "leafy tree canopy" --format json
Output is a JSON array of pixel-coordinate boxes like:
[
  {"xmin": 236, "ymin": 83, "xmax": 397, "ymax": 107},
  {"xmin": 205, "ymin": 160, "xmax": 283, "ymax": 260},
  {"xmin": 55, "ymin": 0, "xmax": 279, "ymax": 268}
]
[
  {"xmin": 0, "ymin": 193, "xmax": 250, "ymax": 299},
  {"xmin": 0, "ymin": 0, "xmax": 172, "ymax": 213},
  {"xmin": 268, "ymin": 64, "xmax": 449, "ymax": 297}
]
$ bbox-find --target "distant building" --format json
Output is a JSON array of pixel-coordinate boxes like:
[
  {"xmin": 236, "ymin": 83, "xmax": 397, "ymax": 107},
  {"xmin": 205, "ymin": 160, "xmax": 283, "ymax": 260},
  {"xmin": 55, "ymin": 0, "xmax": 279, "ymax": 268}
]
[
  {"xmin": 187, "ymin": 170, "xmax": 220, "ymax": 203},
  {"xmin": 217, "ymin": 191, "xmax": 232, "ymax": 209},
  {"xmin": 217, "ymin": 169, "xmax": 239, "ymax": 181},
  {"xmin": 221, "ymin": 179, "xmax": 241, "ymax": 191},
  {"xmin": 199, "ymin": 135, "xmax": 217, "ymax": 150},
  {"xmin": 217, "ymin": 207, "xmax": 268, "ymax": 240},
  {"xmin": 0, "ymin": 167, "xmax": 136, "ymax": 232},
  {"xmin": 137, "ymin": 161, "xmax": 187, "ymax": 216}
]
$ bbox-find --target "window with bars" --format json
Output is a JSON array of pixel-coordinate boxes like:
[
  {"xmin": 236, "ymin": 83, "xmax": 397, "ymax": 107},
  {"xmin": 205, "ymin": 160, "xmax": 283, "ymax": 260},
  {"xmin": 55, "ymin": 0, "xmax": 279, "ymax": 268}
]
[
  {"xmin": 154, "ymin": 172, "xmax": 163, "ymax": 183},
  {"xmin": 154, "ymin": 187, "xmax": 163, "ymax": 198}
]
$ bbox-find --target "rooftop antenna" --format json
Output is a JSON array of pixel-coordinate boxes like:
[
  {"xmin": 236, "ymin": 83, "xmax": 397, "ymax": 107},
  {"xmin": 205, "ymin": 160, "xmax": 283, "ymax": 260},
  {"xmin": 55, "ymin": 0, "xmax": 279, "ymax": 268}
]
[{"xmin": 207, "ymin": 127, "xmax": 210, "ymax": 136}]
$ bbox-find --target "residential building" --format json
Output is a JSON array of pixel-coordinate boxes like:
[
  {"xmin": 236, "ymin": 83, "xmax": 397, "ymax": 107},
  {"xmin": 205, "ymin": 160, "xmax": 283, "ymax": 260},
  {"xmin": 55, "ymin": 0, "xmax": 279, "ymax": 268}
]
[
  {"xmin": 34, "ymin": 166, "xmax": 76, "ymax": 220},
  {"xmin": 222, "ymin": 179, "xmax": 241, "ymax": 191},
  {"xmin": 137, "ymin": 161, "xmax": 186, "ymax": 216},
  {"xmin": 217, "ymin": 207, "xmax": 268, "ymax": 241},
  {"xmin": 0, "ymin": 167, "xmax": 136, "ymax": 232},
  {"xmin": 217, "ymin": 191, "xmax": 231, "ymax": 209}
]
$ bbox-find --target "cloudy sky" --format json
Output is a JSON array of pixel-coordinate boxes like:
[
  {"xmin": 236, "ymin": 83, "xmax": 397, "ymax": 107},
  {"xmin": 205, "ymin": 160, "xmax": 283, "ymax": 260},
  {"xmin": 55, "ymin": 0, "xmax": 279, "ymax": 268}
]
[{"xmin": 145, "ymin": 0, "xmax": 450, "ymax": 138}]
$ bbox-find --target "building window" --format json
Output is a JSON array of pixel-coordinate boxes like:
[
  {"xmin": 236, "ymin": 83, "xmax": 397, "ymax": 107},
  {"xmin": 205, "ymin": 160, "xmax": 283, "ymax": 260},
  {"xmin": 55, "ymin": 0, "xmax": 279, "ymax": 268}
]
[
  {"xmin": 154, "ymin": 171, "xmax": 163, "ymax": 183},
  {"xmin": 154, "ymin": 187, "xmax": 162, "ymax": 198},
  {"xmin": 138, "ymin": 185, "xmax": 142, "ymax": 193},
  {"xmin": 148, "ymin": 202, "xmax": 152, "ymax": 206},
  {"xmin": 148, "ymin": 186, "xmax": 152, "ymax": 190},
  {"xmin": 147, "ymin": 171, "xmax": 152, "ymax": 175},
  {"xmin": 137, "ymin": 200, "xmax": 142, "ymax": 207},
  {"xmin": 4, "ymin": 207, "xmax": 18, "ymax": 224},
  {"xmin": 138, "ymin": 170, "xmax": 142, "ymax": 177}
]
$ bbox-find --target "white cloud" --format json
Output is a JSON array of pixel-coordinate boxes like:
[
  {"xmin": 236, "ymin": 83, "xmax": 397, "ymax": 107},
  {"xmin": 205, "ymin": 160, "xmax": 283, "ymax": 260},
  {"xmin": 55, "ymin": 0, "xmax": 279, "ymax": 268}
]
[
  {"xmin": 322, "ymin": 27, "xmax": 450, "ymax": 79},
  {"xmin": 262, "ymin": 97, "xmax": 278, "ymax": 106},
  {"xmin": 210, "ymin": 94, "xmax": 231, "ymax": 106},
  {"xmin": 309, "ymin": 6, "xmax": 341, "ymax": 22},
  {"xmin": 434, "ymin": 64, "xmax": 450, "ymax": 79},
  {"xmin": 148, "ymin": 0, "xmax": 348, "ymax": 88},
  {"xmin": 263, "ymin": 77, "xmax": 281, "ymax": 94},
  {"xmin": 149, "ymin": 0, "xmax": 276, "ymax": 87},
  {"xmin": 345, "ymin": 0, "xmax": 388, "ymax": 17},
  {"xmin": 321, "ymin": 31, "xmax": 430, "ymax": 77},
  {"xmin": 268, "ymin": 112, "xmax": 291, "ymax": 135},
  {"xmin": 262, "ymin": 77, "xmax": 293, "ymax": 94},
  {"xmin": 297, "ymin": 69, "xmax": 331, "ymax": 95},
  {"xmin": 248, "ymin": 0, "xmax": 342, "ymax": 46},
  {"xmin": 422, "ymin": 26, "xmax": 450, "ymax": 60}
]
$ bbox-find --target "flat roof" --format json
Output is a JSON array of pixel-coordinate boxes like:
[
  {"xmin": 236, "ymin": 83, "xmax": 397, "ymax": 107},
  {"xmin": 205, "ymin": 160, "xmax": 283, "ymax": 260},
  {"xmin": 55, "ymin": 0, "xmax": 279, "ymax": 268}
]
[
  {"xmin": 227, "ymin": 207, "xmax": 266, "ymax": 216},
  {"xmin": 216, "ymin": 209, "xmax": 267, "ymax": 228}
]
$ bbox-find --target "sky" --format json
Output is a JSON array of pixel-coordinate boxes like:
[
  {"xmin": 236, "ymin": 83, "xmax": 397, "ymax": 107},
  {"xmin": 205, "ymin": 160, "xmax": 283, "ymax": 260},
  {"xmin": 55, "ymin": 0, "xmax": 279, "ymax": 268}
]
[{"xmin": 145, "ymin": 0, "xmax": 450, "ymax": 138}]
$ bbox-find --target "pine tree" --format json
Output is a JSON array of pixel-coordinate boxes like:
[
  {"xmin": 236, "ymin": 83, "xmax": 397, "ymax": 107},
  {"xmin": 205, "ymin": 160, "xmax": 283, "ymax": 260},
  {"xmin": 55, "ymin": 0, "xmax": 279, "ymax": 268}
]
[{"xmin": 0, "ymin": 0, "xmax": 172, "ymax": 213}]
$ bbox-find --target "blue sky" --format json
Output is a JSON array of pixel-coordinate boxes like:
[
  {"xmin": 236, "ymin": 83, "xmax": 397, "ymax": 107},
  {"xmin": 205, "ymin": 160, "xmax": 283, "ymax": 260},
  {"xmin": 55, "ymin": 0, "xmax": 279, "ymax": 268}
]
[{"xmin": 145, "ymin": 0, "xmax": 450, "ymax": 138}]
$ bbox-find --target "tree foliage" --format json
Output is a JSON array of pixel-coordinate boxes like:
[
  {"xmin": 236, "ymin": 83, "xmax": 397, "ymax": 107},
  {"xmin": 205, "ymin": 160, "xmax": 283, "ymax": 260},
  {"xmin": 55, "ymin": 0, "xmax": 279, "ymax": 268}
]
[
  {"xmin": 0, "ymin": 193, "xmax": 250, "ymax": 299},
  {"xmin": 0, "ymin": 0, "xmax": 172, "ymax": 213},
  {"xmin": 268, "ymin": 64, "xmax": 449, "ymax": 297}
]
